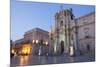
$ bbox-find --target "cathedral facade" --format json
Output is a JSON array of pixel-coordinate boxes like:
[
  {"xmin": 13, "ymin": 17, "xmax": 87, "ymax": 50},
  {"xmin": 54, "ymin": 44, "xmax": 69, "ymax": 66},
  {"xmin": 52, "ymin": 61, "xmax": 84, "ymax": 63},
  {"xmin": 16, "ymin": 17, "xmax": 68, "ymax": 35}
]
[{"xmin": 49, "ymin": 9, "xmax": 95, "ymax": 56}]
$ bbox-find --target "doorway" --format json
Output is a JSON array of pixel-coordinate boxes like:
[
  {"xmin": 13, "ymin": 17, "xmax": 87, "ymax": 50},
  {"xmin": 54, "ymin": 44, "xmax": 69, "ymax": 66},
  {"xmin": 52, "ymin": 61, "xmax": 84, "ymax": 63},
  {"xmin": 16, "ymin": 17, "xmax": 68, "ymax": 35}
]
[{"xmin": 60, "ymin": 41, "xmax": 64, "ymax": 54}]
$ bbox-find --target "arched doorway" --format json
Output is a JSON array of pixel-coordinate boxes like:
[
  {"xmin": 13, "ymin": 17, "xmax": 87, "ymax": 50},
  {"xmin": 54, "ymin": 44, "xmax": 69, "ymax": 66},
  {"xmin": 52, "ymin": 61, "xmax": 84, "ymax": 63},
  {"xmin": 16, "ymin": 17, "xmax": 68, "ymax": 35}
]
[{"xmin": 60, "ymin": 41, "xmax": 64, "ymax": 54}]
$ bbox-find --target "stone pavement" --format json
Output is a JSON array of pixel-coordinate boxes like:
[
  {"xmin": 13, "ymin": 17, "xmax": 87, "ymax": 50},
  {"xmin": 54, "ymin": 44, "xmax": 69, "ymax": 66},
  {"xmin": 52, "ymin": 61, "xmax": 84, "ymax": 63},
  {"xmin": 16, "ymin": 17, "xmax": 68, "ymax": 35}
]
[{"xmin": 11, "ymin": 54, "xmax": 95, "ymax": 66}]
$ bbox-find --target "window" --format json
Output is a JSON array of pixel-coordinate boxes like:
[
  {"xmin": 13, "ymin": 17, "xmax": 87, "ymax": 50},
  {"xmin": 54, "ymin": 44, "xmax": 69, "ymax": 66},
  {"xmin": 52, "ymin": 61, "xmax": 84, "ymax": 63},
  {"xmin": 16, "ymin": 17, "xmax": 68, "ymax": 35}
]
[
  {"xmin": 83, "ymin": 22, "xmax": 87, "ymax": 25},
  {"xmin": 87, "ymin": 44, "xmax": 90, "ymax": 51},
  {"xmin": 64, "ymin": 11, "xmax": 66, "ymax": 16},
  {"xmin": 60, "ymin": 21, "xmax": 63, "ymax": 27},
  {"xmin": 84, "ymin": 28, "xmax": 89, "ymax": 38},
  {"xmin": 83, "ymin": 18, "xmax": 87, "ymax": 25},
  {"xmin": 71, "ymin": 34, "xmax": 73, "ymax": 40}
]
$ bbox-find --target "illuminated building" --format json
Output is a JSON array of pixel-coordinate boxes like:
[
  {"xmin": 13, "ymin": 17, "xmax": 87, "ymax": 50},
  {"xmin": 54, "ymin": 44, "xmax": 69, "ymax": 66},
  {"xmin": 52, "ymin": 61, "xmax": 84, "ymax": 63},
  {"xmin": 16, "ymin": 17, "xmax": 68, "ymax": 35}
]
[
  {"xmin": 13, "ymin": 9, "xmax": 95, "ymax": 56},
  {"xmin": 14, "ymin": 28, "xmax": 49, "ymax": 55},
  {"xmin": 50, "ymin": 8, "xmax": 95, "ymax": 56}
]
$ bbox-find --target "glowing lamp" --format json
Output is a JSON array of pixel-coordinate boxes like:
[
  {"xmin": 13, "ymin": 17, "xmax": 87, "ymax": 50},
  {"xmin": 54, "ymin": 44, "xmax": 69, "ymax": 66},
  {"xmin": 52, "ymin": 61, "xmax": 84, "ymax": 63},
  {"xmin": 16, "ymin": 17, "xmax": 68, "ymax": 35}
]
[{"xmin": 36, "ymin": 40, "xmax": 39, "ymax": 44}]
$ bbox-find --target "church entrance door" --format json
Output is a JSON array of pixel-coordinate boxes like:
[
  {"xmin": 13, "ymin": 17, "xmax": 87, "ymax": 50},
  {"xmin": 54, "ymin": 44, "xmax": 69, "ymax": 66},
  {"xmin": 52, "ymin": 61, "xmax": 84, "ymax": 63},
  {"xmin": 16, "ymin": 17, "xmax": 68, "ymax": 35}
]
[{"xmin": 60, "ymin": 41, "xmax": 64, "ymax": 54}]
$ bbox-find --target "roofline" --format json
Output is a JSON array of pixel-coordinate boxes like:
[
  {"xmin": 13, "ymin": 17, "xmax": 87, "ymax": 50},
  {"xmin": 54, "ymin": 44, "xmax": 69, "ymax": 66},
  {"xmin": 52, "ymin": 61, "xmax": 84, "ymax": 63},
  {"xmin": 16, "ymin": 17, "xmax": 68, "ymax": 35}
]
[
  {"xmin": 24, "ymin": 27, "xmax": 49, "ymax": 34},
  {"xmin": 76, "ymin": 12, "xmax": 95, "ymax": 20}
]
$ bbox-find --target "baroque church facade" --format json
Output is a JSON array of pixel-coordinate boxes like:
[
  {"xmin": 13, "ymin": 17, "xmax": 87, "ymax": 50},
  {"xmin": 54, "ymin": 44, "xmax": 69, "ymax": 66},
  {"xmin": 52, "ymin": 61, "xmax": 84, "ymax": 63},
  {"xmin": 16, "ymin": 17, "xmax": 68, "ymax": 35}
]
[{"xmin": 49, "ymin": 8, "xmax": 95, "ymax": 56}]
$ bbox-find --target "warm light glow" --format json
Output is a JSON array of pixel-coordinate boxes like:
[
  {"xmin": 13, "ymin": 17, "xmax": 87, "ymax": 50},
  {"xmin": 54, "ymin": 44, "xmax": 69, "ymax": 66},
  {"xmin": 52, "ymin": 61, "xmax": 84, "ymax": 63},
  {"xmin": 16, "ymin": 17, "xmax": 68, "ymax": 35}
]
[
  {"xmin": 11, "ymin": 49, "xmax": 16, "ymax": 55},
  {"xmin": 32, "ymin": 40, "xmax": 35, "ymax": 43},
  {"xmin": 11, "ymin": 49, "xmax": 15, "ymax": 54},
  {"xmin": 21, "ymin": 44, "xmax": 32, "ymax": 54},
  {"xmin": 45, "ymin": 41, "xmax": 48, "ymax": 45},
  {"xmin": 36, "ymin": 40, "xmax": 39, "ymax": 44},
  {"xmin": 22, "ymin": 48, "xmax": 28, "ymax": 54},
  {"xmin": 20, "ymin": 55, "xmax": 29, "ymax": 66}
]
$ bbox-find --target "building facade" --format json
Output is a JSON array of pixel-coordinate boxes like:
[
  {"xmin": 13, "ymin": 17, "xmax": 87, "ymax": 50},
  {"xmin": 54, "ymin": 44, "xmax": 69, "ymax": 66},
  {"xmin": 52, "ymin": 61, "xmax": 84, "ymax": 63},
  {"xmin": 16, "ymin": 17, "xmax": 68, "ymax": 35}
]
[
  {"xmin": 24, "ymin": 28, "xmax": 49, "ymax": 43},
  {"xmin": 24, "ymin": 28, "xmax": 49, "ymax": 55},
  {"xmin": 13, "ymin": 9, "xmax": 95, "ymax": 56},
  {"xmin": 50, "ymin": 9, "xmax": 95, "ymax": 56},
  {"xmin": 14, "ymin": 28, "xmax": 49, "ymax": 55},
  {"xmin": 76, "ymin": 12, "xmax": 95, "ymax": 55}
]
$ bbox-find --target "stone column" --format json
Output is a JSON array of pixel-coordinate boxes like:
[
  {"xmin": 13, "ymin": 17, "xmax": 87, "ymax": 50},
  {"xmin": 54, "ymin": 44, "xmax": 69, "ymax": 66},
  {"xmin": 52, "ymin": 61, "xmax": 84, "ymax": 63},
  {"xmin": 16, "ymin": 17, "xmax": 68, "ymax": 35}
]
[
  {"xmin": 73, "ymin": 21, "xmax": 80, "ymax": 56},
  {"xmin": 65, "ymin": 13, "xmax": 71, "ymax": 54}
]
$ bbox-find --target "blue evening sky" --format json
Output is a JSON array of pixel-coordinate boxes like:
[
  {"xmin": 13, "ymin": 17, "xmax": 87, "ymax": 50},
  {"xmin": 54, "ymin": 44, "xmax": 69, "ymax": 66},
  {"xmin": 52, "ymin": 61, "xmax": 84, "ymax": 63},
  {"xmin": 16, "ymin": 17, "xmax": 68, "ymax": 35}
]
[{"xmin": 11, "ymin": 0, "xmax": 95, "ymax": 41}]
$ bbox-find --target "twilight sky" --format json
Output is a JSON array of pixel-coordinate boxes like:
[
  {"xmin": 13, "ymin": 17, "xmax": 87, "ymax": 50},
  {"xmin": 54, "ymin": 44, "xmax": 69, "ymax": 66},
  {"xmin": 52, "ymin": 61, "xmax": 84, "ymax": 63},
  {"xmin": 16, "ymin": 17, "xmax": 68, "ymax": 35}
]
[{"xmin": 11, "ymin": 0, "xmax": 95, "ymax": 41}]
